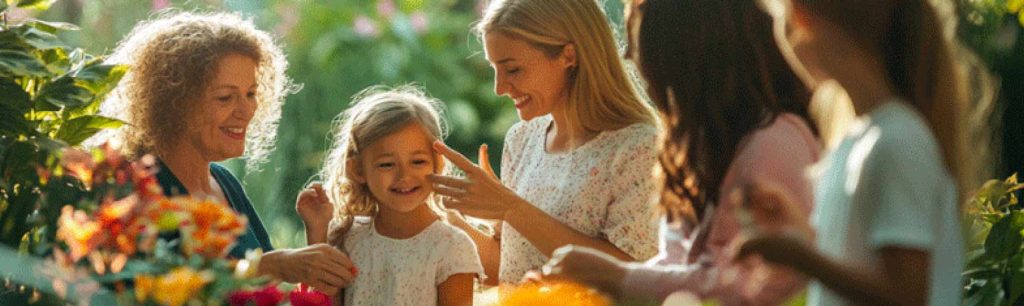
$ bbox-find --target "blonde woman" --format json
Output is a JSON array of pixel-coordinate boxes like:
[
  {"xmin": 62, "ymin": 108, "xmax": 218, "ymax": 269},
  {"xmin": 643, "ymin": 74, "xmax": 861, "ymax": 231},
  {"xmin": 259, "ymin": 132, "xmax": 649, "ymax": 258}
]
[
  {"xmin": 101, "ymin": 12, "xmax": 355, "ymax": 296},
  {"xmin": 428, "ymin": 0, "xmax": 662, "ymax": 286}
]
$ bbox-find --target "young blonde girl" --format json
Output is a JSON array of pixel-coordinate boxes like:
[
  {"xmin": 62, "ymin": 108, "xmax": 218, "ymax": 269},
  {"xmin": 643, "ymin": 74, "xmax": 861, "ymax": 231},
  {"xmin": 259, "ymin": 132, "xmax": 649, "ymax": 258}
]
[{"xmin": 297, "ymin": 86, "xmax": 483, "ymax": 306}]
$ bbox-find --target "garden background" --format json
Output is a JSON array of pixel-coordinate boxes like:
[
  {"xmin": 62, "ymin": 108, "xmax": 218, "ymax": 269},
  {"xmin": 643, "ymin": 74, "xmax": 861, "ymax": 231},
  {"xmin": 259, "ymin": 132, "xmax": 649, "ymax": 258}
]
[{"xmin": 4, "ymin": 0, "xmax": 1021, "ymax": 263}]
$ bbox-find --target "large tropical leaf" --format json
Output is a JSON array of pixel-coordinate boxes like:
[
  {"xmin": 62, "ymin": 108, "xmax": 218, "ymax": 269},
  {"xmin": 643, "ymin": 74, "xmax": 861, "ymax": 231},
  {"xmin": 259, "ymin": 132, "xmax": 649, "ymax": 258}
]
[
  {"xmin": 33, "ymin": 75, "xmax": 92, "ymax": 109},
  {"xmin": 54, "ymin": 115, "xmax": 123, "ymax": 146},
  {"xmin": 0, "ymin": 50, "xmax": 49, "ymax": 78}
]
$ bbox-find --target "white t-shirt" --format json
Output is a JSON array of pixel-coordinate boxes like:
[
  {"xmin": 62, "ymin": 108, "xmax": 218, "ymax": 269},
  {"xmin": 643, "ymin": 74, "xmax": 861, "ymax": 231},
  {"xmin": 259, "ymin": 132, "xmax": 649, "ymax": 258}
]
[
  {"xmin": 498, "ymin": 115, "xmax": 661, "ymax": 283},
  {"xmin": 810, "ymin": 101, "xmax": 963, "ymax": 306},
  {"xmin": 342, "ymin": 217, "xmax": 484, "ymax": 306}
]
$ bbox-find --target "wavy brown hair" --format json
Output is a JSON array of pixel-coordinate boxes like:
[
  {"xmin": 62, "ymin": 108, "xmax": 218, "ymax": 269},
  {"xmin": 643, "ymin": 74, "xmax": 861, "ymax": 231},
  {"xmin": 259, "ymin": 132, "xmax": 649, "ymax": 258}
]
[
  {"xmin": 100, "ymin": 11, "xmax": 296, "ymax": 169},
  {"xmin": 628, "ymin": 0, "xmax": 816, "ymax": 222}
]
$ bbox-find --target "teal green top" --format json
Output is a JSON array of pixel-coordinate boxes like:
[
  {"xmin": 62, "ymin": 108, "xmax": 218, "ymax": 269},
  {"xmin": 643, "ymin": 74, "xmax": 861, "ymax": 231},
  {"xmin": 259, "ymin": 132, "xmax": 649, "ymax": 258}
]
[{"xmin": 155, "ymin": 160, "xmax": 274, "ymax": 258}]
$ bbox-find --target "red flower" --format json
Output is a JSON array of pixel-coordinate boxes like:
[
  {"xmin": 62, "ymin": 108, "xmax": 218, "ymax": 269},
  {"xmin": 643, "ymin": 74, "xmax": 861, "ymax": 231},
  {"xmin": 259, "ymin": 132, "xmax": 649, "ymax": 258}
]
[
  {"xmin": 290, "ymin": 284, "xmax": 334, "ymax": 306},
  {"xmin": 228, "ymin": 284, "xmax": 284, "ymax": 306}
]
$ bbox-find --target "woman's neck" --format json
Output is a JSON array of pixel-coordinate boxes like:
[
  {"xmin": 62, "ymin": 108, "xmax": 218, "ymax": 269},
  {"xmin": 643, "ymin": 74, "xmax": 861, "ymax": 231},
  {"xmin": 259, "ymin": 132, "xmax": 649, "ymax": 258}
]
[
  {"xmin": 374, "ymin": 201, "xmax": 438, "ymax": 239},
  {"xmin": 547, "ymin": 106, "xmax": 596, "ymax": 153},
  {"xmin": 161, "ymin": 144, "xmax": 214, "ymax": 195}
]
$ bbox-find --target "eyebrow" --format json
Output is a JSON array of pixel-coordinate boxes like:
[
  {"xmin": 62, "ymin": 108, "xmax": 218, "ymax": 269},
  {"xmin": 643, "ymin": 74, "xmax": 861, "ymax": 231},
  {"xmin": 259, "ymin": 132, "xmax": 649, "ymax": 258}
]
[
  {"xmin": 373, "ymin": 150, "xmax": 432, "ymax": 159},
  {"xmin": 211, "ymin": 84, "xmax": 258, "ymax": 90},
  {"xmin": 494, "ymin": 58, "xmax": 517, "ymax": 65}
]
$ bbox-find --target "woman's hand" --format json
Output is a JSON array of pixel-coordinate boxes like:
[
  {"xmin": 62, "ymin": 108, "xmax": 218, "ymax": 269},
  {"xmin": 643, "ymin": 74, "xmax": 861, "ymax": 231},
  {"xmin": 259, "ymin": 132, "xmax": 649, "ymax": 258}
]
[
  {"xmin": 428, "ymin": 142, "xmax": 525, "ymax": 221},
  {"xmin": 540, "ymin": 245, "xmax": 627, "ymax": 298},
  {"xmin": 260, "ymin": 244, "xmax": 357, "ymax": 296},
  {"xmin": 296, "ymin": 183, "xmax": 334, "ymax": 231}
]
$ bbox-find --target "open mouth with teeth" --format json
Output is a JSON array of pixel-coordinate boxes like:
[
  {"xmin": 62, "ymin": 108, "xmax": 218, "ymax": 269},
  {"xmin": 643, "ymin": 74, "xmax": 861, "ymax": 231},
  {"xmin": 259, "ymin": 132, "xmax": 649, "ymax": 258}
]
[
  {"xmin": 390, "ymin": 186, "xmax": 420, "ymax": 195},
  {"xmin": 513, "ymin": 96, "xmax": 531, "ymax": 109},
  {"xmin": 221, "ymin": 127, "xmax": 245, "ymax": 140}
]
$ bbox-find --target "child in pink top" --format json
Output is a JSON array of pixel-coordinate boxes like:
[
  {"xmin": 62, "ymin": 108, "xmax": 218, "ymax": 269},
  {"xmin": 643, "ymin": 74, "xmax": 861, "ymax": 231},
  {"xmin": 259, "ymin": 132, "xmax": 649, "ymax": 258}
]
[{"xmin": 540, "ymin": 0, "xmax": 821, "ymax": 305}]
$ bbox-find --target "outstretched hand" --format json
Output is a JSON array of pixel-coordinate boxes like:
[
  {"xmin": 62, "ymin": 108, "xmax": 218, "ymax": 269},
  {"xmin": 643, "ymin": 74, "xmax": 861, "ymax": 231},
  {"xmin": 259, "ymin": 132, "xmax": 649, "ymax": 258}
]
[{"xmin": 428, "ymin": 141, "xmax": 524, "ymax": 221}]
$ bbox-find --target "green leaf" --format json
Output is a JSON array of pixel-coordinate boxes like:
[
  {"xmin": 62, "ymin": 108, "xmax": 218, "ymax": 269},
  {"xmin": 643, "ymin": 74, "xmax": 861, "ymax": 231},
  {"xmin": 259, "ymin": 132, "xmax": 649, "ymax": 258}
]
[
  {"xmin": 14, "ymin": 26, "xmax": 64, "ymax": 50},
  {"xmin": 965, "ymin": 278, "xmax": 1005, "ymax": 306},
  {"xmin": 73, "ymin": 62, "xmax": 127, "ymax": 94},
  {"xmin": 15, "ymin": 0, "xmax": 55, "ymax": 11},
  {"xmin": 1012, "ymin": 267, "xmax": 1024, "ymax": 303},
  {"xmin": 0, "ymin": 50, "xmax": 50, "ymax": 78},
  {"xmin": 0, "ymin": 104, "xmax": 34, "ymax": 136},
  {"xmin": 0, "ymin": 78, "xmax": 31, "ymax": 112},
  {"xmin": 24, "ymin": 19, "xmax": 80, "ymax": 34},
  {"xmin": 33, "ymin": 75, "xmax": 92, "ymax": 109},
  {"xmin": 54, "ymin": 115, "xmax": 123, "ymax": 146},
  {"xmin": 984, "ymin": 211, "xmax": 1024, "ymax": 261},
  {"xmin": 1, "ymin": 1, "xmax": 8, "ymax": 13}
]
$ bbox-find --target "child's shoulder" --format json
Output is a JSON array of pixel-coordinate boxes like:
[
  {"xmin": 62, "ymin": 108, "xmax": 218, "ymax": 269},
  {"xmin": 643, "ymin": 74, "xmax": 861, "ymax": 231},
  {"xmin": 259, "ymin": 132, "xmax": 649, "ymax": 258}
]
[{"xmin": 427, "ymin": 221, "xmax": 476, "ymax": 247}]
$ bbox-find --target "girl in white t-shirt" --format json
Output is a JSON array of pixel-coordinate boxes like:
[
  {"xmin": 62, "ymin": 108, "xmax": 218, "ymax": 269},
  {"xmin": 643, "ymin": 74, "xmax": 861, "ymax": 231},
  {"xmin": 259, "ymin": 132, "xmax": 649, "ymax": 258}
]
[
  {"xmin": 297, "ymin": 86, "xmax": 483, "ymax": 306},
  {"xmin": 737, "ymin": 0, "xmax": 992, "ymax": 305}
]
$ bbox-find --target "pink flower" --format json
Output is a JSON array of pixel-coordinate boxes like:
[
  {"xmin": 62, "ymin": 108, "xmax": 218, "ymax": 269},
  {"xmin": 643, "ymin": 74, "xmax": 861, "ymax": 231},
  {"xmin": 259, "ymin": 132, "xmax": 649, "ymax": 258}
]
[
  {"xmin": 353, "ymin": 15, "xmax": 379, "ymax": 38},
  {"xmin": 377, "ymin": 0, "xmax": 397, "ymax": 19},
  {"xmin": 151, "ymin": 0, "xmax": 170, "ymax": 11},
  {"xmin": 410, "ymin": 12, "xmax": 429, "ymax": 34}
]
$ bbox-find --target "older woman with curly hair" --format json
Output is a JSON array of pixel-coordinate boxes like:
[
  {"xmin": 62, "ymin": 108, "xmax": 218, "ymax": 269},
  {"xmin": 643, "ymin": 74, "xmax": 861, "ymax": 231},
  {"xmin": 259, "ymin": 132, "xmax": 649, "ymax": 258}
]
[{"xmin": 99, "ymin": 11, "xmax": 355, "ymax": 295}]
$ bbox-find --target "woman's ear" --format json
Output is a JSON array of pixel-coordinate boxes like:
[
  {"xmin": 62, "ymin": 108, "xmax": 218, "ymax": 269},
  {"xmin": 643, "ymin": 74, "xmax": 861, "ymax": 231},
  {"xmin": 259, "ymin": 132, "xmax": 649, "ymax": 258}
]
[
  {"xmin": 346, "ymin": 159, "xmax": 366, "ymax": 184},
  {"xmin": 560, "ymin": 43, "xmax": 578, "ymax": 70}
]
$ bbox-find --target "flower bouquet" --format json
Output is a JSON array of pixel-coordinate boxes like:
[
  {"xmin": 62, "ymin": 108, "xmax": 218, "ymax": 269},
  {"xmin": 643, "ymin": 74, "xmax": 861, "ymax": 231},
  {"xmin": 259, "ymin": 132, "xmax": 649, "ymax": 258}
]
[{"xmin": 37, "ymin": 146, "xmax": 332, "ymax": 306}]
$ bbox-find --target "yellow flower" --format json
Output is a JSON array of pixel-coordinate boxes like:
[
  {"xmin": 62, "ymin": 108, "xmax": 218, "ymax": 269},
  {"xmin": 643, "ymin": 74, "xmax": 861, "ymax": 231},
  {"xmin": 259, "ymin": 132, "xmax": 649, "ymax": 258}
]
[
  {"xmin": 134, "ymin": 274, "xmax": 155, "ymax": 303},
  {"xmin": 152, "ymin": 267, "xmax": 211, "ymax": 306},
  {"xmin": 1010, "ymin": 0, "xmax": 1024, "ymax": 26}
]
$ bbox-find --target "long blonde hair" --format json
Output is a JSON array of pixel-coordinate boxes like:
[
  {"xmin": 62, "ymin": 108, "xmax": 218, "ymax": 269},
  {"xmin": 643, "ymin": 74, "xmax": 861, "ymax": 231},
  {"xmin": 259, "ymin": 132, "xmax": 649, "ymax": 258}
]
[
  {"xmin": 475, "ymin": 0, "xmax": 657, "ymax": 133},
  {"xmin": 322, "ymin": 85, "xmax": 449, "ymax": 247},
  {"xmin": 100, "ymin": 11, "xmax": 296, "ymax": 170}
]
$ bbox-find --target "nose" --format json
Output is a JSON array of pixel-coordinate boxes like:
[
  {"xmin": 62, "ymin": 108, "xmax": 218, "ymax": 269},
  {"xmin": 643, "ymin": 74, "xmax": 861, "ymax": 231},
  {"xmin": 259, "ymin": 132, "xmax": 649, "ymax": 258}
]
[
  {"xmin": 493, "ymin": 71, "xmax": 510, "ymax": 97},
  {"xmin": 234, "ymin": 95, "xmax": 257, "ymax": 121}
]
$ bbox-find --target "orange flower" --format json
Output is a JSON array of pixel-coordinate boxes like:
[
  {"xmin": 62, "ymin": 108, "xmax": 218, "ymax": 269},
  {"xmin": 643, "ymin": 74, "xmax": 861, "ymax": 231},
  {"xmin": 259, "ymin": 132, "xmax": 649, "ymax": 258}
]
[
  {"xmin": 500, "ymin": 281, "xmax": 612, "ymax": 306},
  {"xmin": 175, "ymin": 197, "xmax": 247, "ymax": 258},
  {"xmin": 56, "ymin": 206, "xmax": 101, "ymax": 261},
  {"xmin": 134, "ymin": 274, "xmax": 155, "ymax": 303}
]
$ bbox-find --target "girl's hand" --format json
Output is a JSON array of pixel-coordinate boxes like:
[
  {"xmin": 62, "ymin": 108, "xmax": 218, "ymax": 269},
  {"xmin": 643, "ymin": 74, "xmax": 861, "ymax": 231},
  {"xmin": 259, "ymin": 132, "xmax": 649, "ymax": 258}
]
[
  {"xmin": 540, "ymin": 245, "xmax": 627, "ymax": 297},
  {"xmin": 428, "ymin": 141, "xmax": 525, "ymax": 221},
  {"xmin": 731, "ymin": 180, "xmax": 814, "ymax": 269},
  {"xmin": 296, "ymin": 183, "xmax": 334, "ymax": 230}
]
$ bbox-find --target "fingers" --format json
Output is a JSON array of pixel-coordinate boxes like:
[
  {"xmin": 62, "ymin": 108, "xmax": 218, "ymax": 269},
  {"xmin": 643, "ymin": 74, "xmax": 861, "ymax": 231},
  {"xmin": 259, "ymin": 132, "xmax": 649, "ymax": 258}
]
[
  {"xmin": 427, "ymin": 174, "xmax": 471, "ymax": 189},
  {"xmin": 433, "ymin": 141, "xmax": 480, "ymax": 173},
  {"xmin": 432, "ymin": 184, "xmax": 468, "ymax": 198},
  {"xmin": 479, "ymin": 144, "xmax": 496, "ymax": 178},
  {"xmin": 305, "ymin": 280, "xmax": 339, "ymax": 296},
  {"xmin": 317, "ymin": 245, "xmax": 356, "ymax": 270}
]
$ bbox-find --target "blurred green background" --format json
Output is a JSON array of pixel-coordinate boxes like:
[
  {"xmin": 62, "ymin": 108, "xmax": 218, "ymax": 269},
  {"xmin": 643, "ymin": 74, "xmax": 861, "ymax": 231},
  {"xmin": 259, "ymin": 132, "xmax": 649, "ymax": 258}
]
[{"xmin": 9, "ymin": 0, "xmax": 1019, "ymax": 249}]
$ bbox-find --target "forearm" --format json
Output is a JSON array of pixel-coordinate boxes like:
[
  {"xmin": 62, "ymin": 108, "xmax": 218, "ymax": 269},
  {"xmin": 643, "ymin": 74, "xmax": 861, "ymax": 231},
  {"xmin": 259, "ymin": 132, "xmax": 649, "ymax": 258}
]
[
  {"xmin": 505, "ymin": 199, "xmax": 633, "ymax": 261},
  {"xmin": 452, "ymin": 219, "xmax": 501, "ymax": 286},
  {"xmin": 305, "ymin": 222, "xmax": 328, "ymax": 245},
  {"xmin": 793, "ymin": 248, "xmax": 916, "ymax": 305},
  {"xmin": 617, "ymin": 261, "xmax": 709, "ymax": 304}
]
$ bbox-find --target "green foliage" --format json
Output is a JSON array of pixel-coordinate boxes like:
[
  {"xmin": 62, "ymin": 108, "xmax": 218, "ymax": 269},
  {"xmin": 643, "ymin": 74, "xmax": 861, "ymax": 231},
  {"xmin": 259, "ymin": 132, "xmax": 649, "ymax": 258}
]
[
  {"xmin": 964, "ymin": 174, "xmax": 1024, "ymax": 305},
  {"xmin": 0, "ymin": 2, "xmax": 126, "ymax": 256}
]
